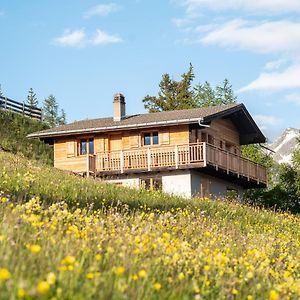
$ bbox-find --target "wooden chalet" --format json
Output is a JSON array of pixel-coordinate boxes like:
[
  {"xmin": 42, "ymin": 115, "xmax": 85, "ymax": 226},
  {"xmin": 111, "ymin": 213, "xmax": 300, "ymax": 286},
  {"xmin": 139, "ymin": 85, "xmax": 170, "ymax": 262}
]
[{"xmin": 28, "ymin": 93, "xmax": 267, "ymax": 198}]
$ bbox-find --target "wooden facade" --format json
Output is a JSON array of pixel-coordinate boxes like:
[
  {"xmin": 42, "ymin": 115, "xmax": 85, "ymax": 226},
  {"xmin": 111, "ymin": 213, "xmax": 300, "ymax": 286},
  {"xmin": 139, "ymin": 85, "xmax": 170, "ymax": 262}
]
[{"xmin": 52, "ymin": 119, "xmax": 267, "ymax": 186}]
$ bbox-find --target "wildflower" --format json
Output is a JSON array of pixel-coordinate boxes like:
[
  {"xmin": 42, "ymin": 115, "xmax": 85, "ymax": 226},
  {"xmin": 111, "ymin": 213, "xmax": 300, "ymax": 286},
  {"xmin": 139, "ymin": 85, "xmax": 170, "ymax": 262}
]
[
  {"xmin": 178, "ymin": 272, "xmax": 185, "ymax": 280},
  {"xmin": 37, "ymin": 281, "xmax": 50, "ymax": 294},
  {"xmin": 269, "ymin": 290, "xmax": 280, "ymax": 300},
  {"xmin": 95, "ymin": 254, "xmax": 102, "ymax": 261},
  {"xmin": 0, "ymin": 268, "xmax": 11, "ymax": 281},
  {"xmin": 232, "ymin": 288, "xmax": 238, "ymax": 295},
  {"xmin": 17, "ymin": 288, "xmax": 26, "ymax": 299},
  {"xmin": 47, "ymin": 272, "xmax": 56, "ymax": 285},
  {"xmin": 0, "ymin": 235, "xmax": 5, "ymax": 242},
  {"xmin": 153, "ymin": 282, "xmax": 162, "ymax": 290},
  {"xmin": 138, "ymin": 269, "xmax": 147, "ymax": 278},
  {"xmin": 61, "ymin": 255, "xmax": 76, "ymax": 265},
  {"xmin": 246, "ymin": 271, "xmax": 254, "ymax": 279},
  {"xmin": 27, "ymin": 244, "xmax": 41, "ymax": 254},
  {"xmin": 132, "ymin": 274, "xmax": 138, "ymax": 281},
  {"xmin": 204, "ymin": 265, "xmax": 210, "ymax": 271},
  {"xmin": 86, "ymin": 272, "xmax": 94, "ymax": 279},
  {"xmin": 247, "ymin": 296, "xmax": 253, "ymax": 300},
  {"xmin": 114, "ymin": 266, "xmax": 125, "ymax": 275}
]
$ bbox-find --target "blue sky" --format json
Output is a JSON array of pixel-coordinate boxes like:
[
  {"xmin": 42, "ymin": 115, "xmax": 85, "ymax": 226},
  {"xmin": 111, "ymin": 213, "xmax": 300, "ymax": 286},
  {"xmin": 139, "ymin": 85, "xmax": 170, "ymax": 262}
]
[{"xmin": 1, "ymin": 1, "xmax": 300, "ymax": 141}]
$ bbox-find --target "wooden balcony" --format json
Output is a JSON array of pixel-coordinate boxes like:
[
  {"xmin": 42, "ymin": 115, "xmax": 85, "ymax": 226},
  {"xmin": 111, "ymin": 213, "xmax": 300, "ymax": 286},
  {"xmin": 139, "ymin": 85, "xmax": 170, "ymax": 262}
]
[{"xmin": 86, "ymin": 143, "xmax": 267, "ymax": 186}]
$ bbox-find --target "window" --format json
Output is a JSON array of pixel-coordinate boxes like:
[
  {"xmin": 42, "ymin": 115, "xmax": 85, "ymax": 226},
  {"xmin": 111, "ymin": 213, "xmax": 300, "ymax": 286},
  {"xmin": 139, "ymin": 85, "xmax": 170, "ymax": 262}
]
[
  {"xmin": 140, "ymin": 178, "xmax": 162, "ymax": 191},
  {"xmin": 79, "ymin": 138, "xmax": 94, "ymax": 155},
  {"xmin": 143, "ymin": 132, "xmax": 159, "ymax": 146}
]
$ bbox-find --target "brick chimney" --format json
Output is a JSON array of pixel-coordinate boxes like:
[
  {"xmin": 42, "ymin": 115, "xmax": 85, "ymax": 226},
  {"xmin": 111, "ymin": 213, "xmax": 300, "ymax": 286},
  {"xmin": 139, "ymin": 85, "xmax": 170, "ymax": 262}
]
[{"xmin": 113, "ymin": 93, "xmax": 126, "ymax": 122}]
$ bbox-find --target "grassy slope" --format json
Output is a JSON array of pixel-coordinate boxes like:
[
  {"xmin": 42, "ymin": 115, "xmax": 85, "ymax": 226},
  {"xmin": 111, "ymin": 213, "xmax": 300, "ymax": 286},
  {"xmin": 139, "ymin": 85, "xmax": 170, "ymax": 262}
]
[
  {"xmin": 0, "ymin": 152, "xmax": 300, "ymax": 299},
  {"xmin": 0, "ymin": 110, "xmax": 53, "ymax": 164}
]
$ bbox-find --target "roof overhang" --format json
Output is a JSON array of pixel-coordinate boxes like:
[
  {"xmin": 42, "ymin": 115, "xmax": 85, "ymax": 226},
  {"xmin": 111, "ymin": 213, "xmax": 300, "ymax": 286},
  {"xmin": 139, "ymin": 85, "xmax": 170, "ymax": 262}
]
[
  {"xmin": 28, "ymin": 104, "xmax": 266, "ymax": 145},
  {"xmin": 201, "ymin": 104, "xmax": 266, "ymax": 144}
]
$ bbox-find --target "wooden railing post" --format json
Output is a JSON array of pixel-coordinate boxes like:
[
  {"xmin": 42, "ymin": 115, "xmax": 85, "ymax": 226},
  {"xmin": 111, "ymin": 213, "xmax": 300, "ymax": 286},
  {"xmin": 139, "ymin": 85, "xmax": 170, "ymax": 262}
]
[
  {"xmin": 226, "ymin": 151, "xmax": 229, "ymax": 174},
  {"xmin": 120, "ymin": 150, "xmax": 124, "ymax": 173},
  {"xmin": 203, "ymin": 142, "xmax": 207, "ymax": 167},
  {"xmin": 86, "ymin": 154, "xmax": 90, "ymax": 178},
  {"xmin": 175, "ymin": 145, "xmax": 179, "ymax": 169},
  {"xmin": 147, "ymin": 148, "xmax": 151, "ymax": 171}
]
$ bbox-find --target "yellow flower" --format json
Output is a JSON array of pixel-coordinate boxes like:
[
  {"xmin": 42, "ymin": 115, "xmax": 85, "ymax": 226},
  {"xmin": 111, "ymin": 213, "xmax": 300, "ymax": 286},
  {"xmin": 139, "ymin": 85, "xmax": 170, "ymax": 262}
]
[
  {"xmin": 178, "ymin": 272, "xmax": 185, "ymax": 280},
  {"xmin": 27, "ymin": 244, "xmax": 41, "ymax": 254},
  {"xmin": 47, "ymin": 272, "xmax": 56, "ymax": 285},
  {"xmin": 0, "ymin": 235, "xmax": 5, "ymax": 242},
  {"xmin": 138, "ymin": 269, "xmax": 147, "ymax": 278},
  {"xmin": 114, "ymin": 266, "xmax": 125, "ymax": 275},
  {"xmin": 61, "ymin": 255, "xmax": 76, "ymax": 265},
  {"xmin": 269, "ymin": 290, "xmax": 280, "ymax": 300},
  {"xmin": 232, "ymin": 288, "xmax": 238, "ymax": 295},
  {"xmin": 247, "ymin": 296, "xmax": 253, "ymax": 300},
  {"xmin": 246, "ymin": 271, "xmax": 254, "ymax": 279},
  {"xmin": 132, "ymin": 274, "xmax": 138, "ymax": 281},
  {"xmin": 95, "ymin": 254, "xmax": 102, "ymax": 261},
  {"xmin": 204, "ymin": 265, "xmax": 210, "ymax": 271},
  {"xmin": 86, "ymin": 272, "xmax": 94, "ymax": 279},
  {"xmin": 153, "ymin": 282, "xmax": 162, "ymax": 290},
  {"xmin": 37, "ymin": 281, "xmax": 50, "ymax": 294},
  {"xmin": 0, "ymin": 268, "xmax": 11, "ymax": 281},
  {"xmin": 17, "ymin": 288, "xmax": 26, "ymax": 299}
]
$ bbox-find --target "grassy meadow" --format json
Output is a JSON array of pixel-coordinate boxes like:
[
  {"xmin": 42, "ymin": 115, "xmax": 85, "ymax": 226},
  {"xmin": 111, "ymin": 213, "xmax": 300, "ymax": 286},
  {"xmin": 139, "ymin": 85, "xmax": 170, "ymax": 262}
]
[{"xmin": 0, "ymin": 152, "xmax": 300, "ymax": 299}]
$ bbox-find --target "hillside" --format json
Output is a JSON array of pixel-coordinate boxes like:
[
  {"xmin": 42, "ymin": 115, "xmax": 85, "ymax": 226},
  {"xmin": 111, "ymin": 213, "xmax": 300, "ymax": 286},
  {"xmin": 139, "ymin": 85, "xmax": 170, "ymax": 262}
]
[
  {"xmin": 270, "ymin": 128, "xmax": 299, "ymax": 165},
  {"xmin": 0, "ymin": 151, "xmax": 300, "ymax": 299},
  {"xmin": 0, "ymin": 110, "xmax": 53, "ymax": 164}
]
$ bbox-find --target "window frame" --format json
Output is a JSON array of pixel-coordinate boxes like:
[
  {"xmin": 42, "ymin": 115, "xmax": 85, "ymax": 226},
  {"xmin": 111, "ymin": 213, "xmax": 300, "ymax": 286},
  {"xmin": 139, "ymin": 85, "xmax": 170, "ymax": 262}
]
[
  {"xmin": 142, "ymin": 131, "xmax": 160, "ymax": 146},
  {"xmin": 78, "ymin": 137, "xmax": 95, "ymax": 156}
]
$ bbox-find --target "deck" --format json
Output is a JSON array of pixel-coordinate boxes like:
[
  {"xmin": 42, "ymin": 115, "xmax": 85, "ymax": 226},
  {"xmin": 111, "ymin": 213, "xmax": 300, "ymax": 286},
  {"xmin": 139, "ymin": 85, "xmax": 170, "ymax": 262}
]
[{"xmin": 85, "ymin": 143, "xmax": 267, "ymax": 185}]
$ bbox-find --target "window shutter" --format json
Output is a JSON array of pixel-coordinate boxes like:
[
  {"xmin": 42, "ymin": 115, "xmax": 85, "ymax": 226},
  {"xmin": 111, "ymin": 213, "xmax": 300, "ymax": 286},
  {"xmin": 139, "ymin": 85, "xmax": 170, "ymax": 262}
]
[
  {"xmin": 160, "ymin": 130, "xmax": 170, "ymax": 145},
  {"xmin": 129, "ymin": 134, "xmax": 139, "ymax": 148},
  {"xmin": 66, "ymin": 140, "xmax": 76, "ymax": 157},
  {"xmin": 96, "ymin": 138, "xmax": 105, "ymax": 153}
]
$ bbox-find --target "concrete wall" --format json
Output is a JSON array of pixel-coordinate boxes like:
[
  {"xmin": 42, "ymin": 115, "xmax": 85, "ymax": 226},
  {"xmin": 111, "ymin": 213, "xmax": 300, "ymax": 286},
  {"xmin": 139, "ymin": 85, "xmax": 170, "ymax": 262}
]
[
  {"xmin": 190, "ymin": 171, "xmax": 244, "ymax": 199},
  {"xmin": 103, "ymin": 170, "xmax": 244, "ymax": 199},
  {"xmin": 105, "ymin": 177, "xmax": 140, "ymax": 189},
  {"xmin": 161, "ymin": 170, "xmax": 192, "ymax": 198}
]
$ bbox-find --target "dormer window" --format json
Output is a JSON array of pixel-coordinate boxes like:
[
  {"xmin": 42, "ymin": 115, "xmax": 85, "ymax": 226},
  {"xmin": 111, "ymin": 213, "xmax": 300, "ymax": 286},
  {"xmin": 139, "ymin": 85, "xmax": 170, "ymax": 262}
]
[{"xmin": 143, "ymin": 132, "xmax": 159, "ymax": 146}]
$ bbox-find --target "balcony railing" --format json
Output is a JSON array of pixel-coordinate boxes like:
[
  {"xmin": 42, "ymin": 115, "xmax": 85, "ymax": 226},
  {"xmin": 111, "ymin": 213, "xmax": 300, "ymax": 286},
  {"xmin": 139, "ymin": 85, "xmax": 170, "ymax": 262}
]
[{"xmin": 86, "ymin": 143, "xmax": 267, "ymax": 184}]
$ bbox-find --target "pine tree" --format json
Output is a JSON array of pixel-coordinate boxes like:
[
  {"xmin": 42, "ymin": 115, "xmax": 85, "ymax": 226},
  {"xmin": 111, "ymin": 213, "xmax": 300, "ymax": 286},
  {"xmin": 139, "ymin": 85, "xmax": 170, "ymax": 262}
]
[
  {"xmin": 58, "ymin": 109, "xmax": 66, "ymax": 125},
  {"xmin": 26, "ymin": 88, "xmax": 38, "ymax": 116},
  {"xmin": 27, "ymin": 88, "xmax": 38, "ymax": 107},
  {"xmin": 215, "ymin": 79, "xmax": 237, "ymax": 105},
  {"xmin": 194, "ymin": 81, "xmax": 216, "ymax": 107},
  {"xmin": 143, "ymin": 64, "xmax": 196, "ymax": 112},
  {"xmin": 43, "ymin": 95, "xmax": 59, "ymax": 127},
  {"xmin": 43, "ymin": 95, "xmax": 67, "ymax": 127}
]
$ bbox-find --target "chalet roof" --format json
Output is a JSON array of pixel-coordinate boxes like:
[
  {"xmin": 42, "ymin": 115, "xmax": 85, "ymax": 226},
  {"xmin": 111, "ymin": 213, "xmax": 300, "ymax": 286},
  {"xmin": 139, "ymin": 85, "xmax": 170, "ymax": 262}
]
[{"xmin": 28, "ymin": 103, "xmax": 266, "ymax": 144}]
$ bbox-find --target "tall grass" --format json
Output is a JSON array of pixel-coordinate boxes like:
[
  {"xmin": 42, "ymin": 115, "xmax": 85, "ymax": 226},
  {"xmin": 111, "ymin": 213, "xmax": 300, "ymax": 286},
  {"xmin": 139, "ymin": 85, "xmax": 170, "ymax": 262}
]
[{"xmin": 1, "ymin": 152, "xmax": 300, "ymax": 299}]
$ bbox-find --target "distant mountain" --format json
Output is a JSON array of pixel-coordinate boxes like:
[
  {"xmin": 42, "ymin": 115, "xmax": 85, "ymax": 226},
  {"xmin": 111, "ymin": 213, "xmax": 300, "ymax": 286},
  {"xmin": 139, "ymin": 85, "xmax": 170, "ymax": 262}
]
[{"xmin": 269, "ymin": 128, "xmax": 299, "ymax": 165}]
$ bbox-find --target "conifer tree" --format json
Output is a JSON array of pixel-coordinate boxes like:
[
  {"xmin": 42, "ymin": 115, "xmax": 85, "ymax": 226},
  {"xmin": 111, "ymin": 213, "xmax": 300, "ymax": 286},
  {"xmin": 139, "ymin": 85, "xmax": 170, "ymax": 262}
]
[
  {"xmin": 143, "ymin": 64, "xmax": 195, "ymax": 112},
  {"xmin": 27, "ymin": 88, "xmax": 38, "ymax": 107},
  {"xmin": 43, "ymin": 95, "xmax": 59, "ymax": 127},
  {"xmin": 43, "ymin": 95, "xmax": 67, "ymax": 127}
]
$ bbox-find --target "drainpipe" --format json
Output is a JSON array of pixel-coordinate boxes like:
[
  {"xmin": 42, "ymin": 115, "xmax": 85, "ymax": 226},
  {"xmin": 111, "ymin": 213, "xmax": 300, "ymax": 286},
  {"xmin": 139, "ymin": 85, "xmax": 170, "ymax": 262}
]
[{"xmin": 198, "ymin": 118, "xmax": 210, "ymax": 128}]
